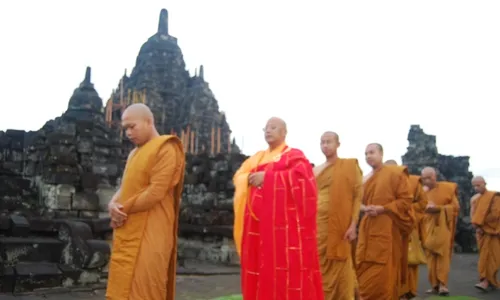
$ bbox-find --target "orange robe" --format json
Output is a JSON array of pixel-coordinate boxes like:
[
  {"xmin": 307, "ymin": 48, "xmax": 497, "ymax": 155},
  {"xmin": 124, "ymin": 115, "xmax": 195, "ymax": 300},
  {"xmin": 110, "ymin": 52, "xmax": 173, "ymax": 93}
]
[
  {"xmin": 471, "ymin": 190, "xmax": 500, "ymax": 288},
  {"xmin": 106, "ymin": 136, "xmax": 185, "ymax": 300},
  {"xmin": 422, "ymin": 181, "xmax": 460, "ymax": 288},
  {"xmin": 234, "ymin": 145, "xmax": 323, "ymax": 300},
  {"xmin": 356, "ymin": 165, "xmax": 414, "ymax": 300},
  {"xmin": 399, "ymin": 175, "xmax": 428, "ymax": 298},
  {"xmin": 315, "ymin": 159, "xmax": 362, "ymax": 300}
]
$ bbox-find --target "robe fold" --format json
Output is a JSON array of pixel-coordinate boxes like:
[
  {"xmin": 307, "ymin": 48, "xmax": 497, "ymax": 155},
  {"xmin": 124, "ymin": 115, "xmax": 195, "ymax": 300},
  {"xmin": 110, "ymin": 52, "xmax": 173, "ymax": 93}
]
[
  {"xmin": 315, "ymin": 159, "xmax": 362, "ymax": 300},
  {"xmin": 471, "ymin": 190, "xmax": 500, "ymax": 288},
  {"xmin": 356, "ymin": 165, "xmax": 414, "ymax": 300},
  {"xmin": 422, "ymin": 181, "xmax": 459, "ymax": 288},
  {"xmin": 238, "ymin": 146, "xmax": 323, "ymax": 300},
  {"xmin": 106, "ymin": 135, "xmax": 185, "ymax": 300},
  {"xmin": 399, "ymin": 175, "xmax": 428, "ymax": 298}
]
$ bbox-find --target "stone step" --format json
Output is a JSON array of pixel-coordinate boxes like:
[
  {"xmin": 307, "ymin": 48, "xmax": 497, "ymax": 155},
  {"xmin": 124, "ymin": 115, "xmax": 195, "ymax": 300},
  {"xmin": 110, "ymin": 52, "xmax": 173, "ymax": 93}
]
[
  {"xmin": 0, "ymin": 262, "xmax": 102, "ymax": 293},
  {"xmin": 0, "ymin": 236, "xmax": 64, "ymax": 265}
]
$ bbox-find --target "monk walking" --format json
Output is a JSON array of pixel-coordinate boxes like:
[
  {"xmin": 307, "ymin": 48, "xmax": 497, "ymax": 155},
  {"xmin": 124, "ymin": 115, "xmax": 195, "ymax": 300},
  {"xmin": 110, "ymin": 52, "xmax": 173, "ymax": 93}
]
[
  {"xmin": 106, "ymin": 104, "xmax": 185, "ymax": 300},
  {"xmin": 233, "ymin": 117, "xmax": 323, "ymax": 300},
  {"xmin": 420, "ymin": 167, "xmax": 459, "ymax": 296},
  {"xmin": 470, "ymin": 176, "xmax": 500, "ymax": 292},
  {"xmin": 314, "ymin": 132, "xmax": 362, "ymax": 300},
  {"xmin": 385, "ymin": 160, "xmax": 428, "ymax": 299},
  {"xmin": 356, "ymin": 144, "xmax": 414, "ymax": 300}
]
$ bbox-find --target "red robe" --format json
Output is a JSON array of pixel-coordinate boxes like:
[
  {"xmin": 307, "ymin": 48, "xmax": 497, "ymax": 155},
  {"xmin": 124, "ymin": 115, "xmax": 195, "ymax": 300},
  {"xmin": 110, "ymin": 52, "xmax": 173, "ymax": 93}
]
[{"xmin": 241, "ymin": 147, "xmax": 323, "ymax": 300}]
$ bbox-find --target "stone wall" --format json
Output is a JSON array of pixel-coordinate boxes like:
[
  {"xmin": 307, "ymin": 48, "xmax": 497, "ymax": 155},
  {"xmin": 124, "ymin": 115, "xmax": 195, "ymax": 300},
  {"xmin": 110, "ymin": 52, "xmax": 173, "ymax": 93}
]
[{"xmin": 402, "ymin": 125, "xmax": 476, "ymax": 252}]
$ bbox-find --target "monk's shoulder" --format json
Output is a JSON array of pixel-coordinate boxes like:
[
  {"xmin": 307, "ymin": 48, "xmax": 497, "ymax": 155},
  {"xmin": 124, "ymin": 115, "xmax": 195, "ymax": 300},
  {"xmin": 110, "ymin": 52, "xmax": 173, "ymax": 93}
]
[
  {"xmin": 384, "ymin": 165, "xmax": 409, "ymax": 177},
  {"xmin": 471, "ymin": 193, "xmax": 481, "ymax": 202},
  {"xmin": 341, "ymin": 158, "xmax": 360, "ymax": 167},
  {"xmin": 438, "ymin": 181, "xmax": 458, "ymax": 195}
]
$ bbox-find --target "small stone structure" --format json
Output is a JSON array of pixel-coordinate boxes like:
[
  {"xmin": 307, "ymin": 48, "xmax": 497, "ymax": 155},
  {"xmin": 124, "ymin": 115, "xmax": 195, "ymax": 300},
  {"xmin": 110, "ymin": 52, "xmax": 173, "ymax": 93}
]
[{"xmin": 402, "ymin": 125, "xmax": 476, "ymax": 252}]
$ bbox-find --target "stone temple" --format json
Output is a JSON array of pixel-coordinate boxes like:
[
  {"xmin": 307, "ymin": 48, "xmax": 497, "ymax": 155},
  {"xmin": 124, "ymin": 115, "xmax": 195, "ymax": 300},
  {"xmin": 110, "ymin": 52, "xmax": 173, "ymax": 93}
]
[{"xmin": 0, "ymin": 8, "xmax": 477, "ymax": 294}]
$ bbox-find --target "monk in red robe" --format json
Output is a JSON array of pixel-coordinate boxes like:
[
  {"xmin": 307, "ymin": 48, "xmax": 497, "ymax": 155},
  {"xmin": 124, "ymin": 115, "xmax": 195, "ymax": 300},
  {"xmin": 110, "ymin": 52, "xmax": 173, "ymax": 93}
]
[
  {"xmin": 233, "ymin": 117, "xmax": 323, "ymax": 300},
  {"xmin": 470, "ymin": 176, "xmax": 500, "ymax": 292},
  {"xmin": 356, "ymin": 144, "xmax": 414, "ymax": 300},
  {"xmin": 106, "ymin": 104, "xmax": 185, "ymax": 300}
]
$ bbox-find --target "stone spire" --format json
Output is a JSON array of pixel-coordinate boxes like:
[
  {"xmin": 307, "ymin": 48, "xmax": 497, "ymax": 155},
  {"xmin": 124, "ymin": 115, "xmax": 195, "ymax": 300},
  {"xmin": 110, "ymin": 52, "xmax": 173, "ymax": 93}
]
[
  {"xmin": 199, "ymin": 65, "xmax": 204, "ymax": 80},
  {"xmin": 158, "ymin": 9, "xmax": 169, "ymax": 35},
  {"xmin": 79, "ymin": 66, "xmax": 94, "ymax": 88}
]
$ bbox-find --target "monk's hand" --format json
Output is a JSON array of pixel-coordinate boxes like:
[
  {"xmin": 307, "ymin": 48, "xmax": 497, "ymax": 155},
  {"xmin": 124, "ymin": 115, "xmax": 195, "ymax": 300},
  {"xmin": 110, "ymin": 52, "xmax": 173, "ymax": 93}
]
[
  {"xmin": 344, "ymin": 223, "xmax": 357, "ymax": 241},
  {"xmin": 109, "ymin": 202, "xmax": 127, "ymax": 224},
  {"xmin": 248, "ymin": 172, "xmax": 265, "ymax": 187},
  {"xmin": 110, "ymin": 219, "xmax": 125, "ymax": 229},
  {"xmin": 476, "ymin": 227, "xmax": 484, "ymax": 237},
  {"xmin": 425, "ymin": 202, "xmax": 439, "ymax": 213}
]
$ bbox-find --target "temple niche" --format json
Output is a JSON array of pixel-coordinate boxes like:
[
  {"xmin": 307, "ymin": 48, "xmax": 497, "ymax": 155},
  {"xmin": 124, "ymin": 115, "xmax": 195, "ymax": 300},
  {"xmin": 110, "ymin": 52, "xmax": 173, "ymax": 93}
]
[
  {"xmin": 104, "ymin": 9, "xmax": 238, "ymax": 155},
  {"xmin": 402, "ymin": 125, "xmax": 476, "ymax": 252}
]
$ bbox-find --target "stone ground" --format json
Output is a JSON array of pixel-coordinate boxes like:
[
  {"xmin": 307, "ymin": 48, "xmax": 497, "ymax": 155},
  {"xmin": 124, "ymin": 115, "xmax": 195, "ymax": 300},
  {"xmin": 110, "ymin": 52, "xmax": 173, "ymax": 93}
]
[{"xmin": 1, "ymin": 254, "xmax": 498, "ymax": 299}]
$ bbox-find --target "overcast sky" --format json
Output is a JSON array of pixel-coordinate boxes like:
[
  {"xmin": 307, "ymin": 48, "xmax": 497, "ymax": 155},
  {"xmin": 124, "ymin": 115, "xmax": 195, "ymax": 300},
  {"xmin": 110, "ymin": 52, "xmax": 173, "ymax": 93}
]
[{"xmin": 1, "ymin": 1, "xmax": 499, "ymax": 190}]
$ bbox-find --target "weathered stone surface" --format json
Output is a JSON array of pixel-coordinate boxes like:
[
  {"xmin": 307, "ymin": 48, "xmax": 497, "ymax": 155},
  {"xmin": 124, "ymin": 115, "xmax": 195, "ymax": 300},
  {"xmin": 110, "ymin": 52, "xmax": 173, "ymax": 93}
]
[{"xmin": 402, "ymin": 125, "xmax": 476, "ymax": 252}]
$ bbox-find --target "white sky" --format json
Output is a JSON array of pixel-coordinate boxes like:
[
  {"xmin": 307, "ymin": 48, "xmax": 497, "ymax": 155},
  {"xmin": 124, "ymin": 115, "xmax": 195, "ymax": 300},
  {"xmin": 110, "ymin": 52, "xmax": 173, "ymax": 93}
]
[{"xmin": 1, "ymin": 1, "xmax": 499, "ymax": 190}]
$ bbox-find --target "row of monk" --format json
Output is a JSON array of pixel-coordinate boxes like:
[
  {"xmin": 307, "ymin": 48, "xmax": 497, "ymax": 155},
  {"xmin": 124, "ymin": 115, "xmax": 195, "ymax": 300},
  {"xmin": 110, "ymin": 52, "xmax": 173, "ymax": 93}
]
[
  {"xmin": 100, "ymin": 106, "xmax": 498, "ymax": 300},
  {"xmin": 232, "ymin": 117, "xmax": 500, "ymax": 300}
]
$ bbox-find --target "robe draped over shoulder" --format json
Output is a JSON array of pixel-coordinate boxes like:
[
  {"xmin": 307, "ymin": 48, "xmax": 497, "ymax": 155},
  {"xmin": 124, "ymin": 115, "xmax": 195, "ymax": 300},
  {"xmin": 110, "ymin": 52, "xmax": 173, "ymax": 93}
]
[
  {"xmin": 241, "ymin": 147, "xmax": 323, "ymax": 300},
  {"xmin": 422, "ymin": 181, "xmax": 459, "ymax": 287},
  {"xmin": 316, "ymin": 158, "xmax": 362, "ymax": 300},
  {"xmin": 233, "ymin": 143, "xmax": 288, "ymax": 256},
  {"xmin": 356, "ymin": 165, "xmax": 414, "ymax": 300},
  {"xmin": 106, "ymin": 135, "xmax": 185, "ymax": 300},
  {"xmin": 472, "ymin": 191, "xmax": 500, "ymax": 287}
]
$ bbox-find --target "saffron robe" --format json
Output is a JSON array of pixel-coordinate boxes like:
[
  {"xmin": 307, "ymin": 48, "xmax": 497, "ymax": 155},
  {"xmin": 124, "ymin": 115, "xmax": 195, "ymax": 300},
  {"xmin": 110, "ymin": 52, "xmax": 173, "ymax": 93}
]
[
  {"xmin": 356, "ymin": 165, "xmax": 414, "ymax": 300},
  {"xmin": 238, "ymin": 146, "xmax": 323, "ymax": 300},
  {"xmin": 422, "ymin": 181, "xmax": 459, "ymax": 287},
  {"xmin": 315, "ymin": 159, "xmax": 362, "ymax": 300},
  {"xmin": 471, "ymin": 190, "xmax": 500, "ymax": 287},
  {"xmin": 106, "ymin": 136, "xmax": 185, "ymax": 300},
  {"xmin": 399, "ymin": 175, "xmax": 428, "ymax": 298}
]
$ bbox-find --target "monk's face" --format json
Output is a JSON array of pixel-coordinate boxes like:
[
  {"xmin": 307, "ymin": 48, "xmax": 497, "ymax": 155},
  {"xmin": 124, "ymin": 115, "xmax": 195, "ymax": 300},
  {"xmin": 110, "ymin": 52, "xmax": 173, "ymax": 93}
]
[
  {"xmin": 420, "ymin": 170, "xmax": 436, "ymax": 187},
  {"xmin": 472, "ymin": 179, "xmax": 486, "ymax": 194},
  {"xmin": 365, "ymin": 144, "xmax": 382, "ymax": 168},
  {"xmin": 264, "ymin": 119, "xmax": 285, "ymax": 145},
  {"xmin": 320, "ymin": 133, "xmax": 339, "ymax": 157},
  {"xmin": 122, "ymin": 113, "xmax": 153, "ymax": 146}
]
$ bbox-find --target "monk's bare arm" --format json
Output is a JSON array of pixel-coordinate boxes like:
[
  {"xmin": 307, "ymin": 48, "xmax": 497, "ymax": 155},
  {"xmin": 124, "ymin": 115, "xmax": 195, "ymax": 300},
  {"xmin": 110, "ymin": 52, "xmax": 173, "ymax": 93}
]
[
  {"xmin": 351, "ymin": 164, "xmax": 363, "ymax": 224},
  {"xmin": 123, "ymin": 141, "xmax": 182, "ymax": 213}
]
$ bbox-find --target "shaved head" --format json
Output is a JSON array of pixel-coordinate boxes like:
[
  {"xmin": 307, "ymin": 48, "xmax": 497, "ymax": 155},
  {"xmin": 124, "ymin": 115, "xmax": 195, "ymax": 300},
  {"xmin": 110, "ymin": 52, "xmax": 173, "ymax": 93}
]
[
  {"xmin": 322, "ymin": 131, "xmax": 339, "ymax": 142},
  {"xmin": 122, "ymin": 103, "xmax": 154, "ymax": 122},
  {"xmin": 384, "ymin": 159, "xmax": 398, "ymax": 165},
  {"xmin": 421, "ymin": 167, "xmax": 437, "ymax": 188},
  {"xmin": 320, "ymin": 131, "xmax": 340, "ymax": 159},
  {"xmin": 122, "ymin": 103, "xmax": 158, "ymax": 146},
  {"xmin": 264, "ymin": 117, "xmax": 287, "ymax": 147},
  {"xmin": 472, "ymin": 176, "xmax": 487, "ymax": 194}
]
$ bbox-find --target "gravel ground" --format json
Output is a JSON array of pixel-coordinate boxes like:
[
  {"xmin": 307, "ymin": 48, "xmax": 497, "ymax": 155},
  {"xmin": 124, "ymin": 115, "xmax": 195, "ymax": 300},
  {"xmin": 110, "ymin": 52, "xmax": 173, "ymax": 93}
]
[{"xmin": 1, "ymin": 254, "xmax": 497, "ymax": 299}]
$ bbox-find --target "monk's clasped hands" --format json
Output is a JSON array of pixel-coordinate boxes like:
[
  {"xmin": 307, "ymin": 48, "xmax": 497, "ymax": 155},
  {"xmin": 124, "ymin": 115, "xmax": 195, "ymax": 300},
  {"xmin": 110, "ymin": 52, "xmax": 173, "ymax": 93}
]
[
  {"xmin": 108, "ymin": 202, "xmax": 127, "ymax": 229},
  {"xmin": 249, "ymin": 171, "xmax": 265, "ymax": 187},
  {"xmin": 363, "ymin": 205, "xmax": 384, "ymax": 216},
  {"xmin": 425, "ymin": 201, "xmax": 439, "ymax": 213}
]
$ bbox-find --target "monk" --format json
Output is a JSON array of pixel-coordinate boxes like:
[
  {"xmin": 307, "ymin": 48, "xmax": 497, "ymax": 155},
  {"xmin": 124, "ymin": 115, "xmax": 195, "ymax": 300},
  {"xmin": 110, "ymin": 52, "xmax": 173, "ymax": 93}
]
[
  {"xmin": 233, "ymin": 117, "xmax": 323, "ymax": 300},
  {"xmin": 385, "ymin": 160, "xmax": 428, "ymax": 299},
  {"xmin": 470, "ymin": 176, "xmax": 500, "ymax": 291},
  {"xmin": 356, "ymin": 144, "xmax": 414, "ymax": 300},
  {"xmin": 106, "ymin": 104, "xmax": 185, "ymax": 300},
  {"xmin": 420, "ymin": 167, "xmax": 460, "ymax": 296},
  {"xmin": 314, "ymin": 132, "xmax": 362, "ymax": 300}
]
